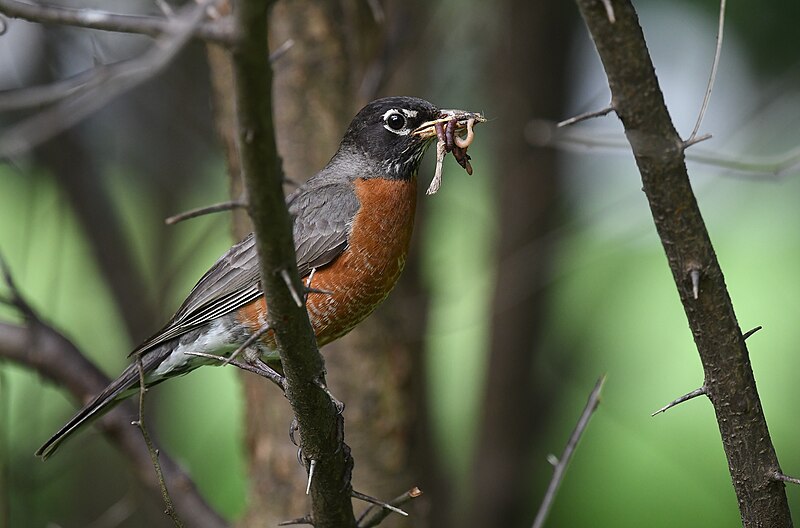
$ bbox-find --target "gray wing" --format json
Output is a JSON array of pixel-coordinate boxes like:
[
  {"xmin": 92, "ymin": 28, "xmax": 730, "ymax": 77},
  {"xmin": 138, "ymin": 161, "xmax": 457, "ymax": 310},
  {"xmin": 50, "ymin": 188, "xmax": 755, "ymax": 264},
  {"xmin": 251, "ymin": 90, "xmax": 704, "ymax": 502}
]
[
  {"xmin": 290, "ymin": 181, "xmax": 360, "ymax": 277},
  {"xmin": 132, "ymin": 181, "xmax": 360, "ymax": 355}
]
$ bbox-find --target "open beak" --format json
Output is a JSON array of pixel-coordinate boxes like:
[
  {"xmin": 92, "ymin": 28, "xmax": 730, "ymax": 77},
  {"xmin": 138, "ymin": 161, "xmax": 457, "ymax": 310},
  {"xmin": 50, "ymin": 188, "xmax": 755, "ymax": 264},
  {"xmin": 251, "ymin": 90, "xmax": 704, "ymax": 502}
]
[{"xmin": 412, "ymin": 109, "xmax": 487, "ymax": 139}]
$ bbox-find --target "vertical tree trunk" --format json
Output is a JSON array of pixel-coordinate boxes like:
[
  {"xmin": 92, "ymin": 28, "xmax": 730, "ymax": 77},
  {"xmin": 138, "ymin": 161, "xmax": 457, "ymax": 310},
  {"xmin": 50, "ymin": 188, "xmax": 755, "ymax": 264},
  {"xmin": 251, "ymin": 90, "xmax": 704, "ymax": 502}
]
[
  {"xmin": 466, "ymin": 1, "xmax": 572, "ymax": 526},
  {"xmin": 207, "ymin": 2, "xmax": 418, "ymax": 524}
]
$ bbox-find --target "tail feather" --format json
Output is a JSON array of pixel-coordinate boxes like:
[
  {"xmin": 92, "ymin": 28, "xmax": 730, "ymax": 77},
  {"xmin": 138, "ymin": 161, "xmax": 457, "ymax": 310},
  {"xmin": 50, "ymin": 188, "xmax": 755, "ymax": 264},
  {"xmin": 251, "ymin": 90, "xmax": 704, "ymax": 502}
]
[{"xmin": 35, "ymin": 349, "xmax": 168, "ymax": 460}]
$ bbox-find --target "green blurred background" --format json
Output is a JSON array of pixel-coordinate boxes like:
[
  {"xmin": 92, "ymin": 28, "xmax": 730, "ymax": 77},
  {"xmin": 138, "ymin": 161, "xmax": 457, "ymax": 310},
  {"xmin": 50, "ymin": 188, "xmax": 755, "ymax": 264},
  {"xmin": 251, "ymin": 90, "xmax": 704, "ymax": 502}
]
[{"xmin": 1, "ymin": 0, "xmax": 799, "ymax": 526}]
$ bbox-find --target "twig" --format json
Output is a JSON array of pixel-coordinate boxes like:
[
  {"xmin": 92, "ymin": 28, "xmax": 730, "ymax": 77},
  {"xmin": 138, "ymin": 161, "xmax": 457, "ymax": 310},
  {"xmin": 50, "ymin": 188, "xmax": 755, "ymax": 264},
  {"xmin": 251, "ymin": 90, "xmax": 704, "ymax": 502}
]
[
  {"xmin": 531, "ymin": 375, "xmax": 605, "ymax": 528},
  {"xmin": 685, "ymin": 0, "xmax": 726, "ymax": 146},
  {"xmin": 0, "ymin": 251, "xmax": 36, "ymax": 320},
  {"xmin": 558, "ymin": 105, "xmax": 614, "ymax": 128},
  {"xmin": 165, "ymin": 198, "xmax": 246, "ymax": 225},
  {"xmin": 0, "ymin": 0, "xmax": 233, "ymax": 44},
  {"xmin": 356, "ymin": 488, "xmax": 423, "ymax": 528},
  {"xmin": 528, "ymin": 119, "xmax": 800, "ymax": 179},
  {"xmin": 182, "ymin": 349, "xmax": 285, "ymax": 391},
  {"xmin": 221, "ymin": 322, "xmax": 271, "ymax": 365},
  {"xmin": 651, "ymin": 386, "xmax": 707, "ymax": 416},
  {"xmin": 351, "ymin": 490, "xmax": 408, "ymax": 517},
  {"xmin": 772, "ymin": 472, "xmax": 800, "ymax": 486},
  {"xmin": 134, "ymin": 357, "xmax": 183, "ymax": 528},
  {"xmin": 277, "ymin": 515, "xmax": 314, "ymax": 526},
  {"xmin": 0, "ymin": 0, "xmax": 216, "ymax": 158}
]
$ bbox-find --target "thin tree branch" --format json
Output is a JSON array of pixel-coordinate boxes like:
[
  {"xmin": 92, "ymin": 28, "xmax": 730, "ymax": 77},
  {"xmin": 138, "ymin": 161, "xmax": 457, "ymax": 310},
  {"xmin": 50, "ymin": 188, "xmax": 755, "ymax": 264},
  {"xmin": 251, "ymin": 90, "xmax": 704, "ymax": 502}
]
[
  {"xmin": 0, "ymin": 255, "xmax": 224, "ymax": 526},
  {"xmin": 0, "ymin": 0, "xmax": 234, "ymax": 44},
  {"xmin": 651, "ymin": 386, "xmax": 707, "ymax": 416},
  {"xmin": 557, "ymin": 105, "xmax": 614, "ymax": 128},
  {"xmin": 531, "ymin": 375, "xmax": 605, "ymax": 528},
  {"xmin": 529, "ymin": 121, "xmax": 800, "ymax": 179},
  {"xmin": 0, "ymin": 321, "xmax": 227, "ymax": 528},
  {"xmin": 230, "ymin": 1, "xmax": 355, "ymax": 526},
  {"xmin": 165, "ymin": 198, "xmax": 247, "ymax": 225},
  {"xmin": 356, "ymin": 487, "xmax": 423, "ymax": 528},
  {"xmin": 351, "ymin": 490, "xmax": 408, "ymax": 517},
  {"xmin": 134, "ymin": 357, "xmax": 183, "ymax": 527},
  {"xmin": 574, "ymin": 1, "xmax": 792, "ymax": 526},
  {"xmin": 0, "ymin": 0, "xmax": 216, "ymax": 158},
  {"xmin": 685, "ymin": 0, "xmax": 727, "ymax": 146}
]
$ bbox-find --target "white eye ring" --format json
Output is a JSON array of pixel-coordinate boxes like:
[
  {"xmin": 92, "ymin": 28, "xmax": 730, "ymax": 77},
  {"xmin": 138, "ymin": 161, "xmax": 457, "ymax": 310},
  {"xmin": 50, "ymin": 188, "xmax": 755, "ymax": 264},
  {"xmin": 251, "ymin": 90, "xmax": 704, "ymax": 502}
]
[{"xmin": 382, "ymin": 109, "xmax": 411, "ymax": 135}]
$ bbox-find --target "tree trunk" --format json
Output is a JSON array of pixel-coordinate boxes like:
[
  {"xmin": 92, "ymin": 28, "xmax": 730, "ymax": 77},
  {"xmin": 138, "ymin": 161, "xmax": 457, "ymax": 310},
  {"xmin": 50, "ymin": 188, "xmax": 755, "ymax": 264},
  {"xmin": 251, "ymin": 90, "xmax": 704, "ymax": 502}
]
[{"xmin": 466, "ymin": 1, "xmax": 572, "ymax": 526}]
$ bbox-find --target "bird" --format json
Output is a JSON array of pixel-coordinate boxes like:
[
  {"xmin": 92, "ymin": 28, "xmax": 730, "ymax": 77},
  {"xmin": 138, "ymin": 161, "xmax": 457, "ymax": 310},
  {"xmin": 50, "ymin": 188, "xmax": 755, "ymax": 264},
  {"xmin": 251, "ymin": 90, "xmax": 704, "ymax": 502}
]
[{"xmin": 36, "ymin": 96, "xmax": 484, "ymax": 459}]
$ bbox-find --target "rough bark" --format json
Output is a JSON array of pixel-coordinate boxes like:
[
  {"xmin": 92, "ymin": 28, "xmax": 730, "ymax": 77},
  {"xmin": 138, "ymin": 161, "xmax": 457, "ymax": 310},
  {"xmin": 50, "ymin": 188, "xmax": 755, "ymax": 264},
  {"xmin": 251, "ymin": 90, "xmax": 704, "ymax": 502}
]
[
  {"xmin": 206, "ymin": 1, "xmax": 418, "ymax": 525},
  {"xmin": 229, "ymin": 0, "xmax": 362, "ymax": 525},
  {"xmin": 575, "ymin": 1, "xmax": 793, "ymax": 526}
]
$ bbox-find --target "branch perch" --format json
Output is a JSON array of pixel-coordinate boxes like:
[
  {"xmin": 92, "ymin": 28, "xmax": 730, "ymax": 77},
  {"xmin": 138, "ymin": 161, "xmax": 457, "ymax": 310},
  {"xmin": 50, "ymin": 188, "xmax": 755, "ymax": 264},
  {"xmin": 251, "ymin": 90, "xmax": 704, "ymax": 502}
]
[
  {"xmin": 229, "ymin": 1, "xmax": 355, "ymax": 526},
  {"xmin": 0, "ymin": 321, "xmax": 227, "ymax": 528},
  {"xmin": 573, "ymin": 1, "xmax": 792, "ymax": 526}
]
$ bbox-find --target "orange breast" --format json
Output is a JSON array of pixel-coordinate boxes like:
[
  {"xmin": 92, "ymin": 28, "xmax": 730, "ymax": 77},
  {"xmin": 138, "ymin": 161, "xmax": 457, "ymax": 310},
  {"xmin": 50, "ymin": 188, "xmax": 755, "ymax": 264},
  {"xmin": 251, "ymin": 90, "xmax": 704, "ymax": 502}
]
[{"xmin": 238, "ymin": 177, "xmax": 417, "ymax": 347}]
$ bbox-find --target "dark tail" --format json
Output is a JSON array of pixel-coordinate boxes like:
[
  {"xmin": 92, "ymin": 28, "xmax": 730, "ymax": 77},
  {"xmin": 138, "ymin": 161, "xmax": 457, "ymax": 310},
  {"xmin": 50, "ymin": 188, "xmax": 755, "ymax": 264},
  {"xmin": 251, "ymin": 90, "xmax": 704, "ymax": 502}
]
[{"xmin": 36, "ymin": 349, "xmax": 168, "ymax": 460}]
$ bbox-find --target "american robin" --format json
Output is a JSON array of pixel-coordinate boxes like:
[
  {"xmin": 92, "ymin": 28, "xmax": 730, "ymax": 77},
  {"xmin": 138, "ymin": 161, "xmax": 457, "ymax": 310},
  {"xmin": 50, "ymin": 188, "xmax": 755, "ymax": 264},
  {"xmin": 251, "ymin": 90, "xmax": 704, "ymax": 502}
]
[{"xmin": 36, "ymin": 96, "xmax": 484, "ymax": 459}]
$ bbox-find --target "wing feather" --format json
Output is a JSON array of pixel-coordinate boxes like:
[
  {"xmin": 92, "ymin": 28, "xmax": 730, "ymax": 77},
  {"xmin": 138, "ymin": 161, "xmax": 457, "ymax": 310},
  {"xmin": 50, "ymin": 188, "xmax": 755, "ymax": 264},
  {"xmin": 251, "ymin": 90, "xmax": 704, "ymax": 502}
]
[{"xmin": 132, "ymin": 180, "xmax": 359, "ymax": 355}]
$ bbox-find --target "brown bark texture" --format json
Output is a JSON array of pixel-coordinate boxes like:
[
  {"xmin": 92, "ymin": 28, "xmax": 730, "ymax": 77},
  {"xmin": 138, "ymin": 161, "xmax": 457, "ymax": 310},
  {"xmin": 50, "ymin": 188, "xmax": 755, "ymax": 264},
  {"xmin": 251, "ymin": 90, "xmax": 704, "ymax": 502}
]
[
  {"xmin": 575, "ymin": 1, "xmax": 793, "ymax": 526},
  {"xmin": 207, "ymin": 1, "xmax": 418, "ymax": 526}
]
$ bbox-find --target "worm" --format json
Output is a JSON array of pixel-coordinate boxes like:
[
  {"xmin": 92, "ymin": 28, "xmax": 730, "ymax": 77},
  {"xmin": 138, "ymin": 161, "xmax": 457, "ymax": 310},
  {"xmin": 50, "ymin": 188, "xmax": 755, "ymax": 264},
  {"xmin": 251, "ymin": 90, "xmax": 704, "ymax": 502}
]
[
  {"xmin": 426, "ymin": 117, "xmax": 478, "ymax": 194},
  {"xmin": 426, "ymin": 137, "xmax": 448, "ymax": 195}
]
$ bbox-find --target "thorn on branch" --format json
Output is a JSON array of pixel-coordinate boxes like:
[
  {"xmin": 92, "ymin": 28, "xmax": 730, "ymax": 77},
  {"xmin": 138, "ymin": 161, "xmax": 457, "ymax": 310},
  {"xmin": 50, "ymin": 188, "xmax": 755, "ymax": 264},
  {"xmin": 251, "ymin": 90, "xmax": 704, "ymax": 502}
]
[
  {"xmin": 352, "ymin": 490, "xmax": 409, "ymax": 517},
  {"xmin": 306, "ymin": 459, "xmax": 316, "ymax": 495},
  {"xmin": 280, "ymin": 268, "xmax": 304, "ymax": 308},
  {"xmin": 600, "ymin": 0, "xmax": 616, "ymax": 23},
  {"xmin": 277, "ymin": 515, "xmax": 314, "ymax": 526},
  {"xmin": 557, "ymin": 105, "xmax": 614, "ymax": 128},
  {"xmin": 689, "ymin": 268, "xmax": 701, "ymax": 299},
  {"xmin": 165, "ymin": 198, "xmax": 247, "ymax": 225},
  {"xmin": 356, "ymin": 487, "xmax": 422, "ymax": 528},
  {"xmin": 743, "ymin": 326, "xmax": 763, "ymax": 341},
  {"xmin": 683, "ymin": 133, "xmax": 713, "ymax": 149},
  {"xmin": 651, "ymin": 386, "xmax": 707, "ymax": 416}
]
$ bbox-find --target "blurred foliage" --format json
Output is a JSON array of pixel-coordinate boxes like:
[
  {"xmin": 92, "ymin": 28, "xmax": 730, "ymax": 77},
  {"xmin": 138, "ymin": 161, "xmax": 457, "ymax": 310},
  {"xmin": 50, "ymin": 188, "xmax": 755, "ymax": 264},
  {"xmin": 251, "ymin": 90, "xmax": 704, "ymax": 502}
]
[{"xmin": 1, "ymin": 0, "xmax": 799, "ymax": 526}]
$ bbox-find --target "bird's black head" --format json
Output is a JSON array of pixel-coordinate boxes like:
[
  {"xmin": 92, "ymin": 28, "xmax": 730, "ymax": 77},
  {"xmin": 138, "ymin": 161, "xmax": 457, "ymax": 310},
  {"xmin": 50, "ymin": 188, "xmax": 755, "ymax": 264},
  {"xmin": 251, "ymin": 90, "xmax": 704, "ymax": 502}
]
[{"xmin": 336, "ymin": 96, "xmax": 441, "ymax": 181}]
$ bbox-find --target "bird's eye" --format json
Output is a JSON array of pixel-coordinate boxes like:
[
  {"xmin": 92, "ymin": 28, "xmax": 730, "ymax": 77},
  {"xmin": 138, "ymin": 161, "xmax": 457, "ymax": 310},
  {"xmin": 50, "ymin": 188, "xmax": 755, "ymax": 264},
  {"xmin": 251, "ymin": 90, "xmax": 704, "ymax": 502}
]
[{"xmin": 385, "ymin": 111, "xmax": 407, "ymax": 131}]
